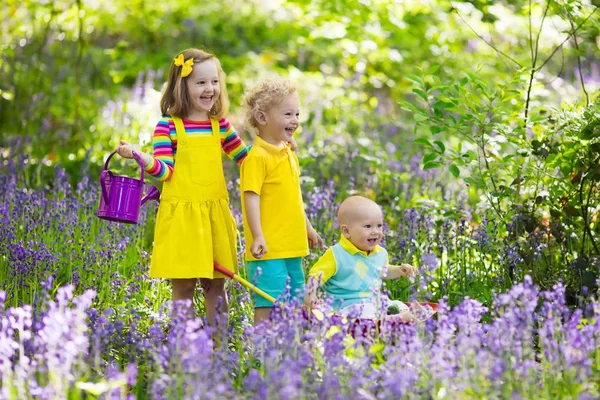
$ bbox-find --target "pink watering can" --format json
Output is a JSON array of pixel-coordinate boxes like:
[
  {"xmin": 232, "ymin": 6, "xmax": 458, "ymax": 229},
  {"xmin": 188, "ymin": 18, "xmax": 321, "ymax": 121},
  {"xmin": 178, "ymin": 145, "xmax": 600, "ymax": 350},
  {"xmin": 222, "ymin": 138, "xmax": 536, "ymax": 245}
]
[{"xmin": 96, "ymin": 150, "xmax": 160, "ymax": 224}]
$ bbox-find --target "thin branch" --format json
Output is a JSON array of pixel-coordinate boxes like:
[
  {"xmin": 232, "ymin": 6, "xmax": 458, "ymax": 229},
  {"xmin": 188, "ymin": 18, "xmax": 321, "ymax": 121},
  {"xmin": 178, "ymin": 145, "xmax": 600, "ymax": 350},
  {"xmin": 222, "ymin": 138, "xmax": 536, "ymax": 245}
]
[
  {"xmin": 567, "ymin": 11, "xmax": 590, "ymax": 105},
  {"xmin": 529, "ymin": 0, "xmax": 534, "ymax": 61},
  {"xmin": 73, "ymin": 0, "xmax": 84, "ymax": 138},
  {"xmin": 524, "ymin": 1, "xmax": 551, "ymax": 125},
  {"xmin": 451, "ymin": 3, "xmax": 523, "ymax": 68},
  {"xmin": 536, "ymin": 6, "xmax": 599, "ymax": 72},
  {"xmin": 533, "ymin": 0, "xmax": 552, "ymax": 67}
]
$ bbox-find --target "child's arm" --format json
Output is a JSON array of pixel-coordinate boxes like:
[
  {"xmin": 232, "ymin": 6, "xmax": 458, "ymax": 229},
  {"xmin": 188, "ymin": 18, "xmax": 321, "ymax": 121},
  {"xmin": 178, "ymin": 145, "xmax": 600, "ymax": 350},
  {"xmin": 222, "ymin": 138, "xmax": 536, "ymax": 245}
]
[
  {"xmin": 117, "ymin": 118, "xmax": 174, "ymax": 181},
  {"xmin": 304, "ymin": 248, "xmax": 336, "ymax": 310},
  {"xmin": 304, "ymin": 273, "xmax": 322, "ymax": 310},
  {"xmin": 244, "ymin": 191, "xmax": 267, "ymax": 258},
  {"xmin": 116, "ymin": 141, "xmax": 153, "ymax": 165},
  {"xmin": 305, "ymin": 214, "xmax": 324, "ymax": 249},
  {"xmin": 219, "ymin": 118, "xmax": 297, "ymax": 164},
  {"xmin": 219, "ymin": 118, "xmax": 248, "ymax": 165},
  {"xmin": 382, "ymin": 264, "xmax": 418, "ymax": 280}
]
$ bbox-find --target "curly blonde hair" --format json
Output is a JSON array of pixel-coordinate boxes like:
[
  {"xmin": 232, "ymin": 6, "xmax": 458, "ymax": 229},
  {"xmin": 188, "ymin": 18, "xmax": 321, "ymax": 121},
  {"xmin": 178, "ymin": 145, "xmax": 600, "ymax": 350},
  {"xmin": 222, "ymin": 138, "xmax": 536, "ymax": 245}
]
[
  {"xmin": 242, "ymin": 77, "xmax": 297, "ymax": 132},
  {"xmin": 160, "ymin": 48, "xmax": 229, "ymax": 120}
]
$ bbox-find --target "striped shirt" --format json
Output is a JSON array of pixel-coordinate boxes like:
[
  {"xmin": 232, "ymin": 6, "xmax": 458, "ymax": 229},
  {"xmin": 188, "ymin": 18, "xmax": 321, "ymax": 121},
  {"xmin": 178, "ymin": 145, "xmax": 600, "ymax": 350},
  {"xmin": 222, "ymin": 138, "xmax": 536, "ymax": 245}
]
[{"xmin": 145, "ymin": 116, "xmax": 248, "ymax": 181}]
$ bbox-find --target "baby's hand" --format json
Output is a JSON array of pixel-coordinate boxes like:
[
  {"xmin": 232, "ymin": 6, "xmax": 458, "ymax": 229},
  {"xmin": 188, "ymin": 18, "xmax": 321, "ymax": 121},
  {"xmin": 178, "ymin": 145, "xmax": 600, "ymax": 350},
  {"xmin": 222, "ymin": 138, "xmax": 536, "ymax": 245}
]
[
  {"xmin": 399, "ymin": 263, "xmax": 418, "ymax": 277},
  {"xmin": 251, "ymin": 236, "xmax": 268, "ymax": 259},
  {"xmin": 116, "ymin": 140, "xmax": 139, "ymax": 159}
]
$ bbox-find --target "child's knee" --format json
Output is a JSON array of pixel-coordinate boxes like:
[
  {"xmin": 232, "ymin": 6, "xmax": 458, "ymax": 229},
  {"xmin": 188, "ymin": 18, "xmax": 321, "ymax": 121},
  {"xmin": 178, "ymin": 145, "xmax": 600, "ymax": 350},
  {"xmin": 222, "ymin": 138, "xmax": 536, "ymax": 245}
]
[
  {"xmin": 172, "ymin": 279, "xmax": 197, "ymax": 297},
  {"xmin": 200, "ymin": 278, "xmax": 225, "ymax": 295}
]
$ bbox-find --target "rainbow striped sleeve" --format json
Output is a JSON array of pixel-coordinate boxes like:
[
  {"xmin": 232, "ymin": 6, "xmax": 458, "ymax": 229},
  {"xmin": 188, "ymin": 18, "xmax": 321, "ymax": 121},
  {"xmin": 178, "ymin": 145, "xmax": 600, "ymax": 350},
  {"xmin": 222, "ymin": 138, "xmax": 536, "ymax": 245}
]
[
  {"xmin": 145, "ymin": 117, "xmax": 175, "ymax": 181},
  {"xmin": 219, "ymin": 117, "xmax": 249, "ymax": 165}
]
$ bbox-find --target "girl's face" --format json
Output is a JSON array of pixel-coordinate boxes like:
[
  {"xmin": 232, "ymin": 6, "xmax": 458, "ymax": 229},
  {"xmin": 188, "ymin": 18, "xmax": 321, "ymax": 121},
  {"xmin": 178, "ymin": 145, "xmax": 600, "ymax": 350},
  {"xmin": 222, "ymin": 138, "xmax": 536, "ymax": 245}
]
[
  {"xmin": 185, "ymin": 59, "xmax": 221, "ymax": 120},
  {"xmin": 259, "ymin": 94, "xmax": 300, "ymax": 145}
]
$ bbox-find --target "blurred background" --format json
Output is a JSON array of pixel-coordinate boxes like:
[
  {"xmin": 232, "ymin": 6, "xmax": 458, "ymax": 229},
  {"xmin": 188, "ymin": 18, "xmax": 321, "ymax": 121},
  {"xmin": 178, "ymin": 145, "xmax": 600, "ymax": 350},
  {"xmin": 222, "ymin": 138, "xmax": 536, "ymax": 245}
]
[{"xmin": 2, "ymin": 0, "xmax": 598, "ymax": 172}]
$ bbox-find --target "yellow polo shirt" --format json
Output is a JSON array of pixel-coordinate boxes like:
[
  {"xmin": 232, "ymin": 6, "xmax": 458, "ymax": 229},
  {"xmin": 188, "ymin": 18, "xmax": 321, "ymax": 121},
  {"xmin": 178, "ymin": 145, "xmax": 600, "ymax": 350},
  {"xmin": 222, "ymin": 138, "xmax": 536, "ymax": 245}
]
[{"xmin": 240, "ymin": 135, "xmax": 309, "ymax": 261}]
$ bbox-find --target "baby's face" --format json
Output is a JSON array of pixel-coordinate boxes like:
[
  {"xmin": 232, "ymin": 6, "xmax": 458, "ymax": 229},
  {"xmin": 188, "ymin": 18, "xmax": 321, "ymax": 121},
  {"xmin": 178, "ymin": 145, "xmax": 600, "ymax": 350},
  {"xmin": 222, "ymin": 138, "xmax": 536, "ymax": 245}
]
[{"xmin": 342, "ymin": 206, "xmax": 384, "ymax": 252}]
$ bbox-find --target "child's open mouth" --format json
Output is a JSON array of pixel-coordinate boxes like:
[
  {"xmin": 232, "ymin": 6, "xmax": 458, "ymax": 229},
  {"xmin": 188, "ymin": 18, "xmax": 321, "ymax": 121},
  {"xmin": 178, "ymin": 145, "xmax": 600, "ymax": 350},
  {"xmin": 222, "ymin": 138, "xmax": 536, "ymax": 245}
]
[
  {"xmin": 285, "ymin": 127, "xmax": 295, "ymax": 135},
  {"xmin": 200, "ymin": 96, "xmax": 213, "ymax": 104},
  {"xmin": 367, "ymin": 238, "xmax": 378, "ymax": 245}
]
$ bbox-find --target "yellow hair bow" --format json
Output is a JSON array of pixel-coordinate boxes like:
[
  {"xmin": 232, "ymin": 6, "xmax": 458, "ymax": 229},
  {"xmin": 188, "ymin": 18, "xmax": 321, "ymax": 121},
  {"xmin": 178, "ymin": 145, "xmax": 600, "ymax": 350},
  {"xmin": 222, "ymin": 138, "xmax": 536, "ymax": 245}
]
[{"xmin": 173, "ymin": 54, "xmax": 194, "ymax": 78}]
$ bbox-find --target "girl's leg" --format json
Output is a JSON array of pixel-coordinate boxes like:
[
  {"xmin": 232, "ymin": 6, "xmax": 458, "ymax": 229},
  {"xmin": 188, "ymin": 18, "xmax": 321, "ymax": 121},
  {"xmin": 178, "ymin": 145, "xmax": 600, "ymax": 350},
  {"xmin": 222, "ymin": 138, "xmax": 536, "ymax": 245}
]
[
  {"xmin": 199, "ymin": 278, "xmax": 228, "ymax": 326},
  {"xmin": 171, "ymin": 278, "xmax": 197, "ymax": 318}
]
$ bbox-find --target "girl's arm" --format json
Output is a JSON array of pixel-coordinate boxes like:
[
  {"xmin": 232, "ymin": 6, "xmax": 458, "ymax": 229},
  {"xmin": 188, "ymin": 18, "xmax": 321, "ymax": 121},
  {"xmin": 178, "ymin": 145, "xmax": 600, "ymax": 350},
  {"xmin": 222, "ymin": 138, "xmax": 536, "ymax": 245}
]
[
  {"xmin": 219, "ymin": 118, "xmax": 298, "ymax": 165},
  {"xmin": 116, "ymin": 118, "xmax": 175, "ymax": 181},
  {"xmin": 244, "ymin": 191, "xmax": 267, "ymax": 258},
  {"xmin": 219, "ymin": 118, "xmax": 248, "ymax": 165}
]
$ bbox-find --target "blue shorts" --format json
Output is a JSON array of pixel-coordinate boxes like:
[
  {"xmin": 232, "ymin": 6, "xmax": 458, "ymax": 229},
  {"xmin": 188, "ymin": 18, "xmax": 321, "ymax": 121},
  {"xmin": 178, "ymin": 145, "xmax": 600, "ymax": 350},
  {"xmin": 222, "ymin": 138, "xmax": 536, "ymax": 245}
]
[{"xmin": 246, "ymin": 257, "xmax": 305, "ymax": 308}]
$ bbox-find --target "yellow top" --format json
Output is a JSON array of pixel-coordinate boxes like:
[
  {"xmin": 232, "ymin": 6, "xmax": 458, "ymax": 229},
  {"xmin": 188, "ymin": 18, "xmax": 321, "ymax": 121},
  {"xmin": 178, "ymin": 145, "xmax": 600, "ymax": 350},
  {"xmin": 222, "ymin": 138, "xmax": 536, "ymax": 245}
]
[
  {"xmin": 150, "ymin": 116, "xmax": 238, "ymax": 278},
  {"xmin": 240, "ymin": 135, "xmax": 308, "ymax": 261}
]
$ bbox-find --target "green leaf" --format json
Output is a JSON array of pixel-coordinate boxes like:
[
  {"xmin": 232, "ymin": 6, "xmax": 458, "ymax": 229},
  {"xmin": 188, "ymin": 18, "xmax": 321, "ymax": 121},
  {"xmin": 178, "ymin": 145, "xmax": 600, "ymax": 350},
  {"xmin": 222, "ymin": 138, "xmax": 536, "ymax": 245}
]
[
  {"xmin": 423, "ymin": 161, "xmax": 442, "ymax": 170},
  {"xmin": 398, "ymin": 100, "xmax": 422, "ymax": 113},
  {"xmin": 414, "ymin": 138, "xmax": 433, "ymax": 148},
  {"xmin": 464, "ymin": 177, "xmax": 486, "ymax": 189},
  {"xmin": 426, "ymin": 64, "xmax": 441, "ymax": 75},
  {"xmin": 423, "ymin": 152, "xmax": 438, "ymax": 163},
  {"xmin": 449, "ymin": 164, "xmax": 460, "ymax": 177},
  {"xmin": 412, "ymin": 88, "xmax": 428, "ymax": 101},
  {"xmin": 406, "ymin": 74, "xmax": 424, "ymax": 86},
  {"xmin": 429, "ymin": 126, "xmax": 442, "ymax": 134},
  {"xmin": 434, "ymin": 140, "xmax": 446, "ymax": 153}
]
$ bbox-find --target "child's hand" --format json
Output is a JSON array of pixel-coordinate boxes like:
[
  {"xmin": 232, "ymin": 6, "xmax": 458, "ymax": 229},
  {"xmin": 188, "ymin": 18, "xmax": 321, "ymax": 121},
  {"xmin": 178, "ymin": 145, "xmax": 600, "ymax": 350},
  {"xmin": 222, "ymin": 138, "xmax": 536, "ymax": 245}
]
[
  {"xmin": 116, "ymin": 140, "xmax": 139, "ymax": 159},
  {"xmin": 288, "ymin": 137, "xmax": 298, "ymax": 152},
  {"xmin": 250, "ymin": 236, "xmax": 268, "ymax": 259},
  {"xmin": 307, "ymin": 227, "xmax": 325, "ymax": 249},
  {"xmin": 399, "ymin": 263, "xmax": 418, "ymax": 277}
]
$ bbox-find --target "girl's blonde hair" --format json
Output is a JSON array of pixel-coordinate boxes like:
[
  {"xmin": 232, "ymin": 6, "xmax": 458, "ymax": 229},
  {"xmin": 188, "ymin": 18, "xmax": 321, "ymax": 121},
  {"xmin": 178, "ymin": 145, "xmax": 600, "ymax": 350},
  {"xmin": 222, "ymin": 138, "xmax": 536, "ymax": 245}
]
[
  {"xmin": 242, "ymin": 77, "xmax": 297, "ymax": 132},
  {"xmin": 160, "ymin": 48, "xmax": 229, "ymax": 119}
]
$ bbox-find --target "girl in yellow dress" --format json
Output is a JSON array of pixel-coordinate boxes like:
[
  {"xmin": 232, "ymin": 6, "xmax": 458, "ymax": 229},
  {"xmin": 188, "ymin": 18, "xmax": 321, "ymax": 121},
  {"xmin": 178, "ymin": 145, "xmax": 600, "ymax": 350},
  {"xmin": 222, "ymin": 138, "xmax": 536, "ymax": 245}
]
[{"xmin": 116, "ymin": 48, "xmax": 287, "ymax": 325}]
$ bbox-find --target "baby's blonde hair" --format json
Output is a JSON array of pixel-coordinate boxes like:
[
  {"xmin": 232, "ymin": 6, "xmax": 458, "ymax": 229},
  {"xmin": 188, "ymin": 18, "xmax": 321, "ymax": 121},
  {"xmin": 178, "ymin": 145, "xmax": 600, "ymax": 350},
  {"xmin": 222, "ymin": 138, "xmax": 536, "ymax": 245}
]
[{"xmin": 242, "ymin": 77, "xmax": 297, "ymax": 132}]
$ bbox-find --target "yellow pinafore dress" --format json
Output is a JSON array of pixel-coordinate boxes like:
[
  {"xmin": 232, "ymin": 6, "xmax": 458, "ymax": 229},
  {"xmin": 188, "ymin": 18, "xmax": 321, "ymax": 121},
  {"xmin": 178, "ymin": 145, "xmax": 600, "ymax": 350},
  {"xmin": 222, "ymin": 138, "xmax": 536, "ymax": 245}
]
[{"xmin": 150, "ymin": 117, "xmax": 238, "ymax": 279}]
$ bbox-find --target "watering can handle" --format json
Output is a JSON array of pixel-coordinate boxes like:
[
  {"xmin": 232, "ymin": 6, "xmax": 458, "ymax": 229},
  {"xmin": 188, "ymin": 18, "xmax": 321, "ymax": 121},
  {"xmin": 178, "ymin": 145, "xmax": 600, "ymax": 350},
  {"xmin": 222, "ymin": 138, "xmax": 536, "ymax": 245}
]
[{"xmin": 103, "ymin": 150, "xmax": 145, "ymax": 186}]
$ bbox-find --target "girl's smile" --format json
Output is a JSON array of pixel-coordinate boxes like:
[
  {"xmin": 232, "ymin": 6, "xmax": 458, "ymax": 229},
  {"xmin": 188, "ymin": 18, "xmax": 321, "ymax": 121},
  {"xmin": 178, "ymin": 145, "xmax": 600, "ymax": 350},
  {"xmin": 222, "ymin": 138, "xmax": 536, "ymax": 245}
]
[{"xmin": 186, "ymin": 59, "xmax": 221, "ymax": 120}]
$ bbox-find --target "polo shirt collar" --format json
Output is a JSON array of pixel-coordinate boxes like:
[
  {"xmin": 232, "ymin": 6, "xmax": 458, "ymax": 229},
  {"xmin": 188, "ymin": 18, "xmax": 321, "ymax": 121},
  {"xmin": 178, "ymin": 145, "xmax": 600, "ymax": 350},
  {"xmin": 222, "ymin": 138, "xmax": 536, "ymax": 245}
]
[
  {"xmin": 339, "ymin": 235, "xmax": 383, "ymax": 257},
  {"xmin": 254, "ymin": 135, "xmax": 290, "ymax": 154}
]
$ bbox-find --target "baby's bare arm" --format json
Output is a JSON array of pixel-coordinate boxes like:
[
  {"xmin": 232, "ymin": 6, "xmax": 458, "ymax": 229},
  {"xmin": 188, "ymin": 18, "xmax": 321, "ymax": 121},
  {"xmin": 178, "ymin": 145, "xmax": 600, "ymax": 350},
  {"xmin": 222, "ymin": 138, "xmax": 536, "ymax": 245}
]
[{"xmin": 383, "ymin": 264, "xmax": 418, "ymax": 280}]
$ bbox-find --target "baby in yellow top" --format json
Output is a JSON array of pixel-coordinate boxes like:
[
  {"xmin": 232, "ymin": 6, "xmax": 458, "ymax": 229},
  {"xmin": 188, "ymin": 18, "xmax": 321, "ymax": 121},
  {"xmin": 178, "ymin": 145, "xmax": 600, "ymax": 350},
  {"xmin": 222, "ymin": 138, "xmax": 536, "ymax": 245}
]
[
  {"xmin": 306, "ymin": 196, "xmax": 418, "ymax": 321},
  {"xmin": 241, "ymin": 76, "xmax": 323, "ymax": 325}
]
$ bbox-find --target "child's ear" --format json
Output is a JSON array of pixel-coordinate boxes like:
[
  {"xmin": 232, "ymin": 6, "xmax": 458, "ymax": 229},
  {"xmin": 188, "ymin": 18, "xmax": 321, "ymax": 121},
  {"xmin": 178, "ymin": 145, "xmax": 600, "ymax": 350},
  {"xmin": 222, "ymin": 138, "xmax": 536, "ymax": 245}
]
[
  {"xmin": 340, "ymin": 224, "xmax": 350, "ymax": 238},
  {"xmin": 255, "ymin": 110, "xmax": 267, "ymax": 126}
]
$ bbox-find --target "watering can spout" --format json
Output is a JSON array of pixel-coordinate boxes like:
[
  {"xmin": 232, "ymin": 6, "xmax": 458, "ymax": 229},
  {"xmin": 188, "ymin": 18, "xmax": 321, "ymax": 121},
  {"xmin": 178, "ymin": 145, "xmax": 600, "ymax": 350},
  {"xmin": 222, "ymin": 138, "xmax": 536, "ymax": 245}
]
[{"xmin": 141, "ymin": 185, "xmax": 160, "ymax": 206}]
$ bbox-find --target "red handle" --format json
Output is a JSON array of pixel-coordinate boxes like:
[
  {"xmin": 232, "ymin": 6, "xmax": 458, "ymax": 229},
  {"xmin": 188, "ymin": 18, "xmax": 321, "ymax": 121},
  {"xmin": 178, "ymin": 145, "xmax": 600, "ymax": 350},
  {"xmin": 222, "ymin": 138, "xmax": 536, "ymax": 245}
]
[{"xmin": 213, "ymin": 262, "xmax": 235, "ymax": 278}]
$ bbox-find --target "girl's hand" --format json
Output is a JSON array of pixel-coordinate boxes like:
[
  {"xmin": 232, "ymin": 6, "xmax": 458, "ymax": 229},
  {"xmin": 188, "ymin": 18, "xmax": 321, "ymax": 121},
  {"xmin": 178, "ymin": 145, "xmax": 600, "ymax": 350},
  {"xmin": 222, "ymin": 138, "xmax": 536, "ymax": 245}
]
[
  {"xmin": 251, "ymin": 236, "xmax": 268, "ymax": 259},
  {"xmin": 116, "ymin": 140, "xmax": 139, "ymax": 159},
  {"xmin": 307, "ymin": 227, "xmax": 325, "ymax": 249},
  {"xmin": 399, "ymin": 263, "xmax": 418, "ymax": 277}
]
